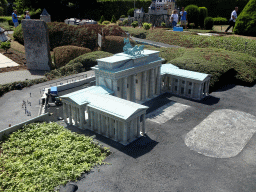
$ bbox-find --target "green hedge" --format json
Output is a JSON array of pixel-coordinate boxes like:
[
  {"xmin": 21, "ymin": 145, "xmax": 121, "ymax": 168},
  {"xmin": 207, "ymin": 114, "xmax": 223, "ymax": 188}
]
[
  {"xmin": 13, "ymin": 22, "xmax": 125, "ymax": 51},
  {"xmin": 198, "ymin": 7, "xmax": 208, "ymax": 28},
  {"xmin": 204, "ymin": 17, "xmax": 214, "ymax": 30},
  {"xmin": 234, "ymin": 0, "xmax": 256, "ymax": 36},
  {"xmin": 213, "ymin": 17, "xmax": 228, "ymax": 25},
  {"xmin": 185, "ymin": 5, "xmax": 199, "ymax": 27},
  {"xmin": 0, "ymin": 7, "xmax": 4, "ymax": 16},
  {"xmin": 53, "ymin": 45, "xmax": 91, "ymax": 68},
  {"xmin": 45, "ymin": 51, "xmax": 113, "ymax": 79}
]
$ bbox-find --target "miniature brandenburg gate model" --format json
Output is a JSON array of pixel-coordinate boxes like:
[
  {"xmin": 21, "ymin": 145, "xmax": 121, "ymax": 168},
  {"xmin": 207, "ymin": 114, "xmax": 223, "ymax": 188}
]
[{"xmin": 60, "ymin": 38, "xmax": 211, "ymax": 145}]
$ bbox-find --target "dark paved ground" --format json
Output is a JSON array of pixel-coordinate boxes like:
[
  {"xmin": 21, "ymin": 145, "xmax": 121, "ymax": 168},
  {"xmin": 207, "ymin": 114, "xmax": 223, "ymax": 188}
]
[{"xmin": 57, "ymin": 83, "xmax": 256, "ymax": 192}]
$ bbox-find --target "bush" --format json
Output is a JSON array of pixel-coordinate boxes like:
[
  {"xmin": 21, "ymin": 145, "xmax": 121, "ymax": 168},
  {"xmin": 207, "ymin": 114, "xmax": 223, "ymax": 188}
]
[
  {"xmin": 111, "ymin": 15, "xmax": 116, "ymax": 23},
  {"xmin": 143, "ymin": 22, "xmax": 152, "ymax": 30},
  {"xmin": 0, "ymin": 7, "xmax": 4, "ymax": 16},
  {"xmin": 161, "ymin": 22, "xmax": 166, "ymax": 27},
  {"xmin": 102, "ymin": 36, "xmax": 136, "ymax": 54},
  {"xmin": 131, "ymin": 21, "xmax": 138, "ymax": 28},
  {"xmin": 117, "ymin": 20, "xmax": 123, "ymax": 26},
  {"xmin": 99, "ymin": 15, "xmax": 105, "ymax": 24},
  {"xmin": 53, "ymin": 45, "xmax": 91, "ymax": 68},
  {"xmin": 198, "ymin": 7, "xmax": 208, "ymax": 28},
  {"xmin": 0, "ymin": 41, "xmax": 10, "ymax": 53},
  {"xmin": 127, "ymin": 8, "xmax": 136, "ymax": 17},
  {"xmin": 185, "ymin": 5, "xmax": 199, "ymax": 28},
  {"xmin": 234, "ymin": 0, "xmax": 256, "ymax": 36},
  {"xmin": 29, "ymin": 8, "xmax": 41, "ymax": 19},
  {"xmin": 213, "ymin": 17, "xmax": 228, "ymax": 25},
  {"xmin": 120, "ymin": 15, "xmax": 126, "ymax": 18},
  {"xmin": 102, "ymin": 20, "xmax": 110, "ymax": 25},
  {"xmin": 123, "ymin": 19, "xmax": 128, "ymax": 26},
  {"xmin": 45, "ymin": 51, "xmax": 114, "ymax": 79},
  {"xmin": 204, "ymin": 17, "xmax": 214, "ymax": 30},
  {"xmin": 14, "ymin": 22, "xmax": 125, "ymax": 51}
]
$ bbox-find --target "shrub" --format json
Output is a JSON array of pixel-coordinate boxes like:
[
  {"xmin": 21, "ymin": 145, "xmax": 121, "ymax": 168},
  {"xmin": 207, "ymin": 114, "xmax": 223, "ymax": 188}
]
[
  {"xmin": 185, "ymin": 5, "xmax": 199, "ymax": 28},
  {"xmin": 120, "ymin": 15, "xmax": 126, "ymax": 18},
  {"xmin": 198, "ymin": 7, "xmax": 208, "ymax": 28},
  {"xmin": 102, "ymin": 20, "xmax": 110, "ymax": 25},
  {"xmin": 127, "ymin": 8, "xmax": 136, "ymax": 17},
  {"xmin": 143, "ymin": 22, "xmax": 152, "ymax": 30},
  {"xmin": 13, "ymin": 24, "xmax": 24, "ymax": 44},
  {"xmin": 0, "ymin": 41, "xmax": 10, "ymax": 53},
  {"xmin": 131, "ymin": 21, "xmax": 138, "ymax": 28},
  {"xmin": 102, "ymin": 36, "xmax": 136, "ymax": 54},
  {"xmin": 53, "ymin": 45, "xmax": 91, "ymax": 68},
  {"xmin": 111, "ymin": 15, "xmax": 116, "ymax": 23},
  {"xmin": 99, "ymin": 15, "xmax": 105, "ymax": 24},
  {"xmin": 161, "ymin": 22, "xmax": 166, "ymax": 27},
  {"xmin": 117, "ymin": 20, "xmax": 123, "ymax": 26},
  {"xmin": 234, "ymin": 0, "xmax": 256, "ymax": 36},
  {"xmin": 123, "ymin": 19, "xmax": 128, "ymax": 26},
  {"xmin": 29, "ymin": 8, "xmax": 41, "ymax": 19},
  {"xmin": 212, "ymin": 17, "xmax": 228, "ymax": 25},
  {"xmin": 45, "ymin": 51, "xmax": 114, "ymax": 79},
  {"xmin": 0, "ymin": 7, "xmax": 4, "ymax": 16},
  {"xmin": 204, "ymin": 17, "xmax": 214, "ymax": 30}
]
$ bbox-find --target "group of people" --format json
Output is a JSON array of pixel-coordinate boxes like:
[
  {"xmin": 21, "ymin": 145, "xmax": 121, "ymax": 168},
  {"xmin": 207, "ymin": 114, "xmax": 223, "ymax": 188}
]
[
  {"xmin": 169, "ymin": 6, "xmax": 238, "ymax": 33},
  {"xmin": 11, "ymin": 10, "xmax": 31, "ymax": 28},
  {"xmin": 170, "ymin": 7, "xmax": 188, "ymax": 29}
]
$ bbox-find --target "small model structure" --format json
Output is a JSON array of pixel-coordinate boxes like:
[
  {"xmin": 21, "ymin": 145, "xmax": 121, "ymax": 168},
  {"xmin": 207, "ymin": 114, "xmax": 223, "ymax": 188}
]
[
  {"xmin": 64, "ymin": 18, "xmax": 97, "ymax": 25},
  {"xmin": 60, "ymin": 38, "xmax": 211, "ymax": 145},
  {"xmin": 40, "ymin": 8, "xmax": 51, "ymax": 23},
  {"xmin": 161, "ymin": 64, "xmax": 211, "ymax": 100},
  {"xmin": 0, "ymin": 27, "xmax": 8, "ymax": 42}
]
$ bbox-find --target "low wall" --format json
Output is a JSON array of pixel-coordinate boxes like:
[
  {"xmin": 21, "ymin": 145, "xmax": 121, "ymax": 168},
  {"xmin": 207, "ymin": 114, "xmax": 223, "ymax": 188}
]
[{"xmin": 0, "ymin": 113, "xmax": 50, "ymax": 141}]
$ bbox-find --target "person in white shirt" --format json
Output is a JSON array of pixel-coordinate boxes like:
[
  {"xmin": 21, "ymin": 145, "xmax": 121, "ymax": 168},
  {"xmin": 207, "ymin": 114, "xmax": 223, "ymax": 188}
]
[
  {"xmin": 170, "ymin": 10, "xmax": 179, "ymax": 28},
  {"xmin": 225, "ymin": 7, "xmax": 238, "ymax": 33}
]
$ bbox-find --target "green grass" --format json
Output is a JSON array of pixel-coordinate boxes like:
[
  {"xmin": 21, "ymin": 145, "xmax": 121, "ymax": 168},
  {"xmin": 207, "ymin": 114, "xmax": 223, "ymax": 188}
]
[
  {"xmin": 0, "ymin": 21, "xmax": 14, "ymax": 31},
  {"xmin": 122, "ymin": 27, "xmax": 256, "ymax": 58},
  {"xmin": 142, "ymin": 45, "xmax": 256, "ymax": 89},
  {"xmin": 0, "ymin": 122, "xmax": 110, "ymax": 191}
]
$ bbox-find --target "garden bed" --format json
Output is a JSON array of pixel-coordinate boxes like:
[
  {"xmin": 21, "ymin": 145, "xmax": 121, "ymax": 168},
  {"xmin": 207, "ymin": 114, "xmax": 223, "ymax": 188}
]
[{"xmin": 0, "ymin": 122, "xmax": 110, "ymax": 191}]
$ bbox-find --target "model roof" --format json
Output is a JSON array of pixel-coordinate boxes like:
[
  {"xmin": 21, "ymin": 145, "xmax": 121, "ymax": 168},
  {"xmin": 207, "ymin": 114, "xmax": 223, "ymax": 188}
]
[{"xmin": 161, "ymin": 64, "xmax": 211, "ymax": 81}]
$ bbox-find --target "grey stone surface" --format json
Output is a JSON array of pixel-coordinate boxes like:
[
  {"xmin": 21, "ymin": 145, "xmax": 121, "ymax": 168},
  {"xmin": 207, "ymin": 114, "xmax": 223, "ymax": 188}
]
[
  {"xmin": 40, "ymin": 8, "xmax": 51, "ymax": 23},
  {"xmin": 22, "ymin": 20, "xmax": 52, "ymax": 71}
]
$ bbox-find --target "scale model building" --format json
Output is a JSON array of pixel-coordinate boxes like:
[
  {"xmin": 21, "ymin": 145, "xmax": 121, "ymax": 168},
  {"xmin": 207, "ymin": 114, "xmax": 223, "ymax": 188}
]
[{"xmin": 60, "ymin": 38, "xmax": 211, "ymax": 145}]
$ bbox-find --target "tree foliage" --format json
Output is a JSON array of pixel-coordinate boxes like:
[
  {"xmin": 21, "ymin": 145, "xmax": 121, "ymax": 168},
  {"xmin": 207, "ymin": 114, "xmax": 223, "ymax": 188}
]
[
  {"xmin": 198, "ymin": 7, "xmax": 208, "ymax": 28},
  {"xmin": 234, "ymin": 0, "xmax": 256, "ymax": 36},
  {"xmin": 185, "ymin": 5, "xmax": 199, "ymax": 27}
]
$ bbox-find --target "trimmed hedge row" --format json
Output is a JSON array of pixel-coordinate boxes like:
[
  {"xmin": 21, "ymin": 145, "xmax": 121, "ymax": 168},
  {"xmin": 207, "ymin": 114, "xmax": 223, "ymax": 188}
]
[
  {"xmin": 102, "ymin": 36, "xmax": 136, "ymax": 54},
  {"xmin": 213, "ymin": 17, "xmax": 228, "ymax": 25},
  {"xmin": 45, "ymin": 51, "xmax": 113, "ymax": 79},
  {"xmin": 13, "ymin": 22, "xmax": 125, "ymax": 51},
  {"xmin": 53, "ymin": 45, "xmax": 91, "ymax": 68}
]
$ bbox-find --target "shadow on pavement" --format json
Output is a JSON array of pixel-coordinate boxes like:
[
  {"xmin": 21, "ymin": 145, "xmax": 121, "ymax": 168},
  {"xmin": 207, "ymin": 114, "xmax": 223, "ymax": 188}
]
[
  {"xmin": 28, "ymin": 70, "xmax": 48, "ymax": 76},
  {"xmin": 63, "ymin": 124, "xmax": 158, "ymax": 159}
]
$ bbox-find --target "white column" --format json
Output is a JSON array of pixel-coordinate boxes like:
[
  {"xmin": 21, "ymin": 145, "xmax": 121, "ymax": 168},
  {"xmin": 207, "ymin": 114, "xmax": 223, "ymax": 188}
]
[
  {"xmin": 184, "ymin": 80, "xmax": 187, "ymax": 96},
  {"xmin": 131, "ymin": 75, "xmax": 136, "ymax": 102},
  {"xmin": 198, "ymin": 83, "xmax": 202, "ymax": 99},
  {"xmin": 123, "ymin": 122, "xmax": 128, "ymax": 145},
  {"xmin": 91, "ymin": 110, "xmax": 94, "ymax": 130},
  {"xmin": 142, "ymin": 114, "xmax": 146, "ymax": 136},
  {"xmin": 63, "ymin": 103, "xmax": 67, "ymax": 123},
  {"xmin": 130, "ymin": 119, "xmax": 134, "ymax": 140},
  {"xmin": 69, "ymin": 105, "xmax": 73, "ymax": 125},
  {"xmin": 79, "ymin": 106, "xmax": 85, "ymax": 129},
  {"xmin": 101, "ymin": 114, "xmax": 104, "ymax": 135},
  {"xmin": 74, "ymin": 107, "xmax": 78, "ymax": 126},
  {"xmin": 191, "ymin": 82, "xmax": 194, "ymax": 98},
  {"xmin": 137, "ymin": 116, "xmax": 140, "ymax": 137},
  {"xmin": 206, "ymin": 80, "xmax": 210, "ymax": 95},
  {"xmin": 113, "ymin": 79, "xmax": 118, "ymax": 97},
  {"xmin": 123, "ymin": 77, "xmax": 127, "ymax": 100},
  {"xmin": 150, "ymin": 68, "xmax": 154, "ymax": 97},
  {"xmin": 106, "ymin": 116, "xmax": 109, "ymax": 137},
  {"xmin": 115, "ymin": 119, "xmax": 118, "ymax": 141},
  {"xmin": 98, "ymin": 113, "xmax": 101, "ymax": 134},
  {"xmin": 156, "ymin": 66, "xmax": 161, "ymax": 95},
  {"xmin": 88, "ymin": 107, "xmax": 91, "ymax": 127},
  {"xmin": 142, "ymin": 71, "xmax": 146, "ymax": 101}
]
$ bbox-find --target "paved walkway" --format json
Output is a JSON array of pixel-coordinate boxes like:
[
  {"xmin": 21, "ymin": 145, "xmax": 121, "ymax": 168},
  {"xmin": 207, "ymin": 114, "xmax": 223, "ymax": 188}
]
[
  {"xmin": 0, "ymin": 70, "xmax": 46, "ymax": 85},
  {"xmin": 131, "ymin": 37, "xmax": 180, "ymax": 48},
  {"xmin": 0, "ymin": 53, "xmax": 19, "ymax": 68}
]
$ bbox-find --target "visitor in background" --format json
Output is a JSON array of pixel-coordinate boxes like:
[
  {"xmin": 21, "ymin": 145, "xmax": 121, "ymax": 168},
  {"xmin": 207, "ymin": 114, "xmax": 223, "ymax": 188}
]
[
  {"xmin": 12, "ymin": 10, "xmax": 19, "ymax": 28},
  {"xmin": 170, "ymin": 10, "xmax": 178, "ymax": 28},
  {"xmin": 225, "ymin": 7, "xmax": 238, "ymax": 34},
  {"xmin": 24, "ymin": 11, "xmax": 31, "ymax": 19},
  {"xmin": 180, "ymin": 7, "xmax": 187, "ymax": 29}
]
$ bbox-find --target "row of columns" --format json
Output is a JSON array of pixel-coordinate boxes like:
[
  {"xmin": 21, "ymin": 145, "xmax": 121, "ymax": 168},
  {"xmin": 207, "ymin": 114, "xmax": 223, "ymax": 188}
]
[
  {"xmin": 162, "ymin": 75, "xmax": 210, "ymax": 99},
  {"xmin": 87, "ymin": 107, "xmax": 146, "ymax": 145},
  {"xmin": 63, "ymin": 102, "xmax": 86, "ymax": 129},
  {"xmin": 118, "ymin": 66, "xmax": 161, "ymax": 102}
]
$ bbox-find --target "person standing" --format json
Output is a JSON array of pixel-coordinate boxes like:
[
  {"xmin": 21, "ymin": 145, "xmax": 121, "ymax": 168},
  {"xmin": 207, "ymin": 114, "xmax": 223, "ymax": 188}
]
[
  {"xmin": 170, "ymin": 10, "xmax": 178, "ymax": 28},
  {"xmin": 24, "ymin": 11, "xmax": 31, "ymax": 19},
  {"xmin": 180, "ymin": 7, "xmax": 187, "ymax": 29},
  {"xmin": 12, "ymin": 10, "xmax": 19, "ymax": 28},
  {"xmin": 225, "ymin": 7, "xmax": 238, "ymax": 33}
]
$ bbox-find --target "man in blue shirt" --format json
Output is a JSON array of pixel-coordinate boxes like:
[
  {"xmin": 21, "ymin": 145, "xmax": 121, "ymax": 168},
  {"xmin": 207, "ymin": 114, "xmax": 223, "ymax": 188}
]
[
  {"xmin": 180, "ymin": 7, "xmax": 187, "ymax": 29},
  {"xmin": 12, "ymin": 10, "xmax": 19, "ymax": 28}
]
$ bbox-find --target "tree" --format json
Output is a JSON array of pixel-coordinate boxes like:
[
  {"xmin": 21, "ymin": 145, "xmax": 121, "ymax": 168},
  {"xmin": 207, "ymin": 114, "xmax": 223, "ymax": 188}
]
[
  {"xmin": 0, "ymin": 0, "xmax": 7, "ymax": 15},
  {"xmin": 111, "ymin": 15, "xmax": 116, "ymax": 23},
  {"xmin": 198, "ymin": 7, "xmax": 208, "ymax": 28},
  {"xmin": 234, "ymin": 0, "xmax": 256, "ymax": 36},
  {"xmin": 99, "ymin": 15, "xmax": 105, "ymax": 24},
  {"xmin": 185, "ymin": 5, "xmax": 199, "ymax": 28}
]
